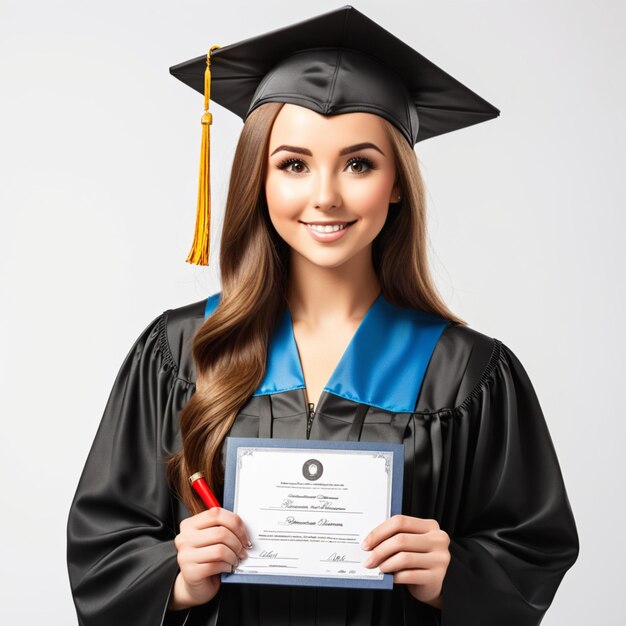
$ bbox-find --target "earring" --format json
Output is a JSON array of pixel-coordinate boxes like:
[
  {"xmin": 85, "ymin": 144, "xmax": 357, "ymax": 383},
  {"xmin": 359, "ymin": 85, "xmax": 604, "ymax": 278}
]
[{"xmin": 397, "ymin": 195, "xmax": 401, "ymax": 201}]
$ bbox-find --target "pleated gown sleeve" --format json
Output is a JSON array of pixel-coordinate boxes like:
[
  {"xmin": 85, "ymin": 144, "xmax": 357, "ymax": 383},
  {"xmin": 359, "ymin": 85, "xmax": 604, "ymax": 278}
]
[
  {"xmin": 66, "ymin": 312, "xmax": 196, "ymax": 626},
  {"xmin": 431, "ymin": 340, "xmax": 579, "ymax": 625}
]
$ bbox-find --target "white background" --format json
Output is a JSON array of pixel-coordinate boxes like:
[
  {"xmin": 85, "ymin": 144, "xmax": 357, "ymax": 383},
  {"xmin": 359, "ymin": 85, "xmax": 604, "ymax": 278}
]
[{"xmin": 1, "ymin": 0, "xmax": 623, "ymax": 622}]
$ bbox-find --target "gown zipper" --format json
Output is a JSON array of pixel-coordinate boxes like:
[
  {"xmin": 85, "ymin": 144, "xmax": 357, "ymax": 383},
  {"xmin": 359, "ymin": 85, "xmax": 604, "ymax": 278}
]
[{"xmin": 306, "ymin": 401, "xmax": 315, "ymax": 439}]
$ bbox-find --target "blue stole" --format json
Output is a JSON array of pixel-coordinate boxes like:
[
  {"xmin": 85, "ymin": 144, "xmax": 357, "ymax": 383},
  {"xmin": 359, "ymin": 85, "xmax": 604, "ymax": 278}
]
[{"xmin": 204, "ymin": 291, "xmax": 448, "ymax": 413}]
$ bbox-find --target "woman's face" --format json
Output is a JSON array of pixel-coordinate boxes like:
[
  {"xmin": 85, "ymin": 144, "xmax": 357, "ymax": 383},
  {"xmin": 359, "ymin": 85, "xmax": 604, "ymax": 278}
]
[{"xmin": 265, "ymin": 104, "xmax": 400, "ymax": 270}]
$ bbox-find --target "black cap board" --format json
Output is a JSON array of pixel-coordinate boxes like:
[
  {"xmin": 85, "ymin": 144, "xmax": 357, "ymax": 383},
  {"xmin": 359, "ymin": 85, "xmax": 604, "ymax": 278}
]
[{"xmin": 169, "ymin": 4, "xmax": 500, "ymax": 145}]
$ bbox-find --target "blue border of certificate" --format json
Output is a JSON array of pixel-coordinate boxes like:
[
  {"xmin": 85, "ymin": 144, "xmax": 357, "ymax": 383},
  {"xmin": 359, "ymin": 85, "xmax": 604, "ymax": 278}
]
[{"xmin": 221, "ymin": 436, "xmax": 404, "ymax": 590}]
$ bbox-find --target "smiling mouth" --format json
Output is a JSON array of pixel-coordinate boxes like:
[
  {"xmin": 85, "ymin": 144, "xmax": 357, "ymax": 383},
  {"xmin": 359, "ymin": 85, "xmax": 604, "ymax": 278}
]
[{"xmin": 299, "ymin": 220, "xmax": 357, "ymax": 233}]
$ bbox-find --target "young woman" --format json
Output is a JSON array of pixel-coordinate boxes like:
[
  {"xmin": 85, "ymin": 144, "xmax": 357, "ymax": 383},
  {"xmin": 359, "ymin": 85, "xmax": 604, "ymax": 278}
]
[{"xmin": 67, "ymin": 7, "xmax": 579, "ymax": 626}]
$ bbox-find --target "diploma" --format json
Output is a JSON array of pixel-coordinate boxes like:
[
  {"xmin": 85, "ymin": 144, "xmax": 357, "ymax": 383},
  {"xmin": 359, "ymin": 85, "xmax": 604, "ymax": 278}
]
[{"xmin": 221, "ymin": 437, "xmax": 404, "ymax": 590}]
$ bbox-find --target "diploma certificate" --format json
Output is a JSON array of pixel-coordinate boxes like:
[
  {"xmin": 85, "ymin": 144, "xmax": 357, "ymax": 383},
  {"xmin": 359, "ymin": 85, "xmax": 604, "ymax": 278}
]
[{"xmin": 221, "ymin": 437, "xmax": 404, "ymax": 590}]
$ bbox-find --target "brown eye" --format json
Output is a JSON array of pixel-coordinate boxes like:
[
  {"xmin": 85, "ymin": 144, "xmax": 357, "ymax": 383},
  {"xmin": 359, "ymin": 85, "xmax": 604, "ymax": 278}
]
[
  {"xmin": 346, "ymin": 156, "xmax": 375, "ymax": 175},
  {"xmin": 277, "ymin": 158, "xmax": 308, "ymax": 174}
]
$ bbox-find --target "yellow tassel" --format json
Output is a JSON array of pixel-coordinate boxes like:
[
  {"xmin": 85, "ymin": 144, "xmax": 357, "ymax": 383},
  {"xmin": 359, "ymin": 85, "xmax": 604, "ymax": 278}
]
[{"xmin": 186, "ymin": 45, "xmax": 221, "ymax": 266}]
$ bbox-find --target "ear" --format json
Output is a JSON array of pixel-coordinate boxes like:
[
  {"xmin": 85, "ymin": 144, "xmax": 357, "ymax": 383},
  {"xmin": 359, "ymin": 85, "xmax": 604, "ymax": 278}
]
[{"xmin": 389, "ymin": 181, "xmax": 402, "ymax": 204}]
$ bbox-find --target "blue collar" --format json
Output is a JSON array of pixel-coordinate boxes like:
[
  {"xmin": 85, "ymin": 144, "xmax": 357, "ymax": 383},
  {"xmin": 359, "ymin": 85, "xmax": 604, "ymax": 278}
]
[{"xmin": 204, "ymin": 291, "xmax": 448, "ymax": 413}]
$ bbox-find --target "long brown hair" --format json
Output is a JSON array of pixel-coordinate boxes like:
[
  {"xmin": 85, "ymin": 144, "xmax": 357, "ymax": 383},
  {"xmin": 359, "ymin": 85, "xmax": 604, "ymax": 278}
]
[{"xmin": 168, "ymin": 102, "xmax": 466, "ymax": 514}]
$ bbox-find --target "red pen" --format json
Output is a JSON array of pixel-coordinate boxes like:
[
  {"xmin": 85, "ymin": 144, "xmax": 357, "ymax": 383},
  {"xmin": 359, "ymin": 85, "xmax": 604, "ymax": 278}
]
[{"xmin": 189, "ymin": 471, "xmax": 221, "ymax": 509}]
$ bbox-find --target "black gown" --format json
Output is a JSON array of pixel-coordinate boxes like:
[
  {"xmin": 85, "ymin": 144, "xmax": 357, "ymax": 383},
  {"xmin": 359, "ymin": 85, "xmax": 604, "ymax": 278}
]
[{"xmin": 67, "ymin": 292, "xmax": 579, "ymax": 626}]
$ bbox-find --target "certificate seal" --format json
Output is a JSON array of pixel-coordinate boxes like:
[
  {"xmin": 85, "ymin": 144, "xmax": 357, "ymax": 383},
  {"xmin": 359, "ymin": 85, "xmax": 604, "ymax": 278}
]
[{"xmin": 302, "ymin": 459, "xmax": 323, "ymax": 481}]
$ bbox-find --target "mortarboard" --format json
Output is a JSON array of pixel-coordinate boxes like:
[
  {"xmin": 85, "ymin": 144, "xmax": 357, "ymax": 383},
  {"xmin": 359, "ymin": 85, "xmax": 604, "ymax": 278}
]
[{"xmin": 169, "ymin": 4, "xmax": 500, "ymax": 266}]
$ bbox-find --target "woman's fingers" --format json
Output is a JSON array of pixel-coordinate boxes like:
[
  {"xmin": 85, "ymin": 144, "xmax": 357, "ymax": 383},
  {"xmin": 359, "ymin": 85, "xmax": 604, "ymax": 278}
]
[
  {"xmin": 183, "ymin": 558, "xmax": 238, "ymax": 583},
  {"xmin": 181, "ymin": 508, "xmax": 252, "ymax": 553},
  {"xmin": 374, "ymin": 548, "xmax": 444, "ymax": 573},
  {"xmin": 179, "ymin": 542, "xmax": 241, "ymax": 570},
  {"xmin": 186, "ymin": 525, "xmax": 249, "ymax": 559},
  {"xmin": 171, "ymin": 508, "xmax": 251, "ymax": 610},
  {"xmin": 362, "ymin": 532, "xmax": 428, "ymax": 568},
  {"xmin": 362, "ymin": 515, "xmax": 438, "ymax": 550},
  {"xmin": 363, "ymin": 529, "xmax": 449, "ymax": 569}
]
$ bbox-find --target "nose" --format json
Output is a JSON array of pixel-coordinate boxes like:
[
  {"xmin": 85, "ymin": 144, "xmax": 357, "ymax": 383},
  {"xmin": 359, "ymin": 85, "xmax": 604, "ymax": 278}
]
[{"xmin": 311, "ymin": 171, "xmax": 342, "ymax": 211}]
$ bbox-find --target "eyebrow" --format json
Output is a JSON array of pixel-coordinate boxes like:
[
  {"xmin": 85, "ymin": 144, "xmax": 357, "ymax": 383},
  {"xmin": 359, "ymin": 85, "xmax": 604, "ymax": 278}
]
[{"xmin": 270, "ymin": 142, "xmax": 385, "ymax": 157}]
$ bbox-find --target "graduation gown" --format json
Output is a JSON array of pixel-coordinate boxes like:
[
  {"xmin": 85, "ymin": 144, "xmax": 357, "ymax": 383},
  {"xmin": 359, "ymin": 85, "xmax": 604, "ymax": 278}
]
[{"xmin": 67, "ymin": 292, "xmax": 579, "ymax": 625}]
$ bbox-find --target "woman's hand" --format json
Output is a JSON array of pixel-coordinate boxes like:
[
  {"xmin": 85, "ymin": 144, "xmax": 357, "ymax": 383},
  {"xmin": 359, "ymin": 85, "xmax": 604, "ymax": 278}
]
[
  {"xmin": 168, "ymin": 508, "xmax": 251, "ymax": 611},
  {"xmin": 361, "ymin": 515, "xmax": 450, "ymax": 609}
]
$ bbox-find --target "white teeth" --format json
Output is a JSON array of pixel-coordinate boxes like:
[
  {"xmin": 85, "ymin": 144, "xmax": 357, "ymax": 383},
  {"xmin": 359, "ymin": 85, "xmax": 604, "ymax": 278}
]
[{"xmin": 308, "ymin": 223, "xmax": 347, "ymax": 233}]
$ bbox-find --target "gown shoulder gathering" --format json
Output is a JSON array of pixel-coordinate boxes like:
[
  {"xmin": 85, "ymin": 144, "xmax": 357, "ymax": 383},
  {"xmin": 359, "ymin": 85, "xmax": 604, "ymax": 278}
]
[{"xmin": 67, "ymin": 293, "xmax": 579, "ymax": 626}]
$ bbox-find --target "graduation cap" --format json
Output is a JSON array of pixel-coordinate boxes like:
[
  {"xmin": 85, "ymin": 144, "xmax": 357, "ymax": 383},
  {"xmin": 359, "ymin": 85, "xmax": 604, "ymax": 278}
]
[{"xmin": 169, "ymin": 4, "xmax": 500, "ymax": 265}]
